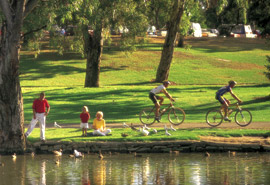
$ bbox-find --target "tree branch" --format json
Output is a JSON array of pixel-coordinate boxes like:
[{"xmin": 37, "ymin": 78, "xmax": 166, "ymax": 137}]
[
  {"xmin": 24, "ymin": 0, "xmax": 39, "ymax": 18},
  {"xmin": 21, "ymin": 25, "xmax": 47, "ymax": 38},
  {"xmin": 0, "ymin": 0, "xmax": 12, "ymax": 25}
]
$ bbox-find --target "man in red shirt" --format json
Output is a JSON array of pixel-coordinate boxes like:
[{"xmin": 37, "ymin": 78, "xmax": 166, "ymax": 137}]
[{"xmin": 25, "ymin": 92, "xmax": 50, "ymax": 142}]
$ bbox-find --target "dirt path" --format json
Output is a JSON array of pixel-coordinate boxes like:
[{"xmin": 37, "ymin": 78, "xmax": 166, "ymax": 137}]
[{"xmin": 39, "ymin": 121, "xmax": 270, "ymax": 129}]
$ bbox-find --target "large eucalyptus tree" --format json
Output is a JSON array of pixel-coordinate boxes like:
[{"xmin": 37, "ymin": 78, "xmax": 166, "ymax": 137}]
[{"xmin": 0, "ymin": 0, "xmax": 39, "ymax": 153}]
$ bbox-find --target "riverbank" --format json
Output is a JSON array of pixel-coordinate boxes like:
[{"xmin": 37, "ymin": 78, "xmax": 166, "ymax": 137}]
[{"xmin": 22, "ymin": 136, "xmax": 270, "ymax": 155}]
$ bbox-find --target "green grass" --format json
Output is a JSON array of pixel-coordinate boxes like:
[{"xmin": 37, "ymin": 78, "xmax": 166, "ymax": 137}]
[
  {"xmin": 25, "ymin": 127, "xmax": 270, "ymax": 143},
  {"xmin": 20, "ymin": 37, "xmax": 270, "ymax": 126}
]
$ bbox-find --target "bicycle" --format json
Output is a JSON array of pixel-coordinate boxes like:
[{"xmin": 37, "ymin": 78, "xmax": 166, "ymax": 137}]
[
  {"xmin": 139, "ymin": 102, "xmax": 185, "ymax": 126},
  {"xmin": 205, "ymin": 102, "xmax": 252, "ymax": 127}
]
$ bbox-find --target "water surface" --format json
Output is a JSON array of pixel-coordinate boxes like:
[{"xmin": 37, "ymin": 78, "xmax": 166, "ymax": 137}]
[{"xmin": 1, "ymin": 152, "xmax": 270, "ymax": 185}]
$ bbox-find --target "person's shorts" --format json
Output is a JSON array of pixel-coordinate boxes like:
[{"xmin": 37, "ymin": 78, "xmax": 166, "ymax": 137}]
[
  {"xmin": 80, "ymin": 122, "xmax": 89, "ymax": 129},
  {"xmin": 216, "ymin": 94, "xmax": 227, "ymax": 104},
  {"xmin": 149, "ymin": 92, "xmax": 160, "ymax": 104}
]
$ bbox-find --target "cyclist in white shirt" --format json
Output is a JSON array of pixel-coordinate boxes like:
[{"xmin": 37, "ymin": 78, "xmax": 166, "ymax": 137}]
[{"xmin": 149, "ymin": 81, "xmax": 175, "ymax": 122}]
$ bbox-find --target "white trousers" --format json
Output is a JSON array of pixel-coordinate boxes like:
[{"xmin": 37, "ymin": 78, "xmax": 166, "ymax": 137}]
[
  {"xmin": 25, "ymin": 113, "xmax": 46, "ymax": 140},
  {"xmin": 93, "ymin": 129, "xmax": 111, "ymax": 136}
]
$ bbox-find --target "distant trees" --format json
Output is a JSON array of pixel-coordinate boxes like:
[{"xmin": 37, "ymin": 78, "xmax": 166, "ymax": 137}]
[
  {"xmin": 248, "ymin": 0, "xmax": 270, "ymax": 35},
  {"xmin": 50, "ymin": 0, "xmax": 148, "ymax": 87}
]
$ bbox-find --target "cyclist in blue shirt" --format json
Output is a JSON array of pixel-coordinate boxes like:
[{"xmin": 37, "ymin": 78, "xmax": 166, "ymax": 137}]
[{"xmin": 216, "ymin": 80, "xmax": 242, "ymax": 121}]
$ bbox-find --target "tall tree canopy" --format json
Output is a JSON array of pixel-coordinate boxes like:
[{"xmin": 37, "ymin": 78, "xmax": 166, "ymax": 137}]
[
  {"xmin": 50, "ymin": 0, "xmax": 148, "ymax": 87},
  {"xmin": 248, "ymin": 0, "xmax": 270, "ymax": 35}
]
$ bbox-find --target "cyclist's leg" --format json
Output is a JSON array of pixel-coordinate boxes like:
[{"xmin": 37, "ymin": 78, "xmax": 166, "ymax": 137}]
[
  {"xmin": 223, "ymin": 98, "xmax": 230, "ymax": 117},
  {"xmin": 158, "ymin": 96, "xmax": 164, "ymax": 106},
  {"xmin": 216, "ymin": 95, "xmax": 229, "ymax": 119},
  {"xmin": 149, "ymin": 92, "xmax": 160, "ymax": 118},
  {"xmin": 154, "ymin": 102, "xmax": 160, "ymax": 117}
]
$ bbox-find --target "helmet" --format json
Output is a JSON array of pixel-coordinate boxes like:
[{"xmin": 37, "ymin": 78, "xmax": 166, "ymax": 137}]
[
  {"xmin": 228, "ymin": 80, "xmax": 237, "ymax": 85},
  {"xmin": 163, "ymin": 80, "xmax": 171, "ymax": 85}
]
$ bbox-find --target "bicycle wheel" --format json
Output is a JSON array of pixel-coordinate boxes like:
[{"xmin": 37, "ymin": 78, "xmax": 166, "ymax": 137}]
[
  {"xmin": 206, "ymin": 109, "xmax": 223, "ymax": 127},
  {"xmin": 168, "ymin": 107, "xmax": 185, "ymax": 125},
  {"xmin": 139, "ymin": 107, "xmax": 156, "ymax": 125},
  {"xmin": 235, "ymin": 109, "xmax": 252, "ymax": 127}
]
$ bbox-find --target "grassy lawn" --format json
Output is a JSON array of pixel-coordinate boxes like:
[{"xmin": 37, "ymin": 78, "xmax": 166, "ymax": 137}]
[
  {"xmin": 25, "ymin": 127, "xmax": 270, "ymax": 143},
  {"xmin": 20, "ymin": 36, "xmax": 270, "ymax": 128}
]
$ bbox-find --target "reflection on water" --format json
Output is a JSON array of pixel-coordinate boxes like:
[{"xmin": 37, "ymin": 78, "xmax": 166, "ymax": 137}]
[{"xmin": 1, "ymin": 153, "xmax": 270, "ymax": 185}]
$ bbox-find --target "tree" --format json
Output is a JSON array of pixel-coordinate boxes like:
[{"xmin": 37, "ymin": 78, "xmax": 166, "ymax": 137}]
[
  {"xmin": 248, "ymin": 0, "xmax": 270, "ymax": 81},
  {"xmin": 177, "ymin": 0, "xmax": 205, "ymax": 47},
  {"xmin": 0, "ymin": 0, "xmax": 38, "ymax": 153},
  {"xmin": 55, "ymin": 0, "xmax": 148, "ymax": 87},
  {"xmin": 219, "ymin": 0, "xmax": 249, "ymax": 25},
  {"xmin": 147, "ymin": 0, "xmax": 170, "ymax": 29},
  {"xmin": 248, "ymin": 0, "xmax": 270, "ymax": 35},
  {"xmin": 155, "ymin": 0, "xmax": 186, "ymax": 82}
]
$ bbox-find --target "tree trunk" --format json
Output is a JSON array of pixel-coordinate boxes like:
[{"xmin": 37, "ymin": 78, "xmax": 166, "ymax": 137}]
[
  {"xmin": 84, "ymin": 26, "xmax": 103, "ymax": 87},
  {"xmin": 0, "ymin": 23, "xmax": 25, "ymax": 153},
  {"xmin": 155, "ymin": 0, "xmax": 185, "ymax": 82},
  {"xmin": 177, "ymin": 34, "xmax": 185, "ymax": 47}
]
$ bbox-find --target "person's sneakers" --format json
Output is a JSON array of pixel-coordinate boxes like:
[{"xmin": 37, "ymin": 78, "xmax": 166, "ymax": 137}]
[
  {"xmin": 155, "ymin": 116, "xmax": 161, "ymax": 122},
  {"xmin": 224, "ymin": 117, "xmax": 231, "ymax": 122}
]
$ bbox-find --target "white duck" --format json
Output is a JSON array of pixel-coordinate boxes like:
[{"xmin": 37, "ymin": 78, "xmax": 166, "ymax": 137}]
[
  {"xmin": 140, "ymin": 127, "xmax": 149, "ymax": 136},
  {"xmin": 152, "ymin": 128, "xmax": 158, "ymax": 133},
  {"xmin": 170, "ymin": 125, "xmax": 177, "ymax": 131},
  {"xmin": 54, "ymin": 122, "xmax": 62, "ymax": 128},
  {"xmin": 164, "ymin": 125, "xmax": 171, "ymax": 136},
  {"xmin": 143, "ymin": 125, "xmax": 151, "ymax": 130},
  {"xmin": 74, "ymin": 150, "xmax": 84, "ymax": 158}
]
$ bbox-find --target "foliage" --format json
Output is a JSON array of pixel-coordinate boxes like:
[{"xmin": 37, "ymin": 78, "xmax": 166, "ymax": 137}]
[
  {"xmin": 48, "ymin": 0, "xmax": 149, "ymax": 56},
  {"xmin": 146, "ymin": 0, "xmax": 173, "ymax": 29},
  {"xmin": 248, "ymin": 0, "xmax": 270, "ymax": 35},
  {"xmin": 21, "ymin": 0, "xmax": 59, "ymax": 53},
  {"xmin": 219, "ymin": 0, "xmax": 249, "ymax": 25}
]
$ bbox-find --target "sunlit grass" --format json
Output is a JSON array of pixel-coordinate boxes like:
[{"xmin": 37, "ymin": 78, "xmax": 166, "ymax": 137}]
[{"xmin": 20, "ymin": 36, "xmax": 270, "ymax": 126}]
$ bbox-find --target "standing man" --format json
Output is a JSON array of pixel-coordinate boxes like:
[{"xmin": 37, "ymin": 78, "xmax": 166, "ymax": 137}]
[
  {"xmin": 25, "ymin": 92, "xmax": 50, "ymax": 142},
  {"xmin": 149, "ymin": 81, "xmax": 175, "ymax": 122}
]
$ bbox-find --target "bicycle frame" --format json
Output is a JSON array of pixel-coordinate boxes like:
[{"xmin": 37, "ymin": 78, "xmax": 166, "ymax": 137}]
[
  {"xmin": 159, "ymin": 103, "xmax": 174, "ymax": 117},
  {"xmin": 221, "ymin": 102, "xmax": 241, "ymax": 117},
  {"xmin": 139, "ymin": 101, "xmax": 185, "ymax": 125},
  {"xmin": 206, "ymin": 102, "xmax": 252, "ymax": 127}
]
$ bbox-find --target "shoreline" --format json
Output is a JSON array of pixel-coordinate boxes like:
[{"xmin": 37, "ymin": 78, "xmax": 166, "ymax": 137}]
[{"xmin": 7, "ymin": 136, "xmax": 268, "ymax": 155}]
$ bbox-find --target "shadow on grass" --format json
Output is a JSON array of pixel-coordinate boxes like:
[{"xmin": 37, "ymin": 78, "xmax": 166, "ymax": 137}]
[
  {"xmin": 184, "ymin": 37, "xmax": 269, "ymax": 53},
  {"xmin": 22, "ymin": 84, "xmax": 270, "ymax": 125}
]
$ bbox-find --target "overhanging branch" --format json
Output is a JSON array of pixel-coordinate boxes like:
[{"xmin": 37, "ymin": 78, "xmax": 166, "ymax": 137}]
[{"xmin": 24, "ymin": 0, "xmax": 39, "ymax": 18}]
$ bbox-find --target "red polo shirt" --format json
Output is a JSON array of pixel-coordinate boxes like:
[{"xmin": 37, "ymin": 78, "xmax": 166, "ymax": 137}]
[
  {"xmin": 32, "ymin": 99, "xmax": 50, "ymax": 113},
  {"xmin": 80, "ymin": 112, "xmax": 90, "ymax": 123}
]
